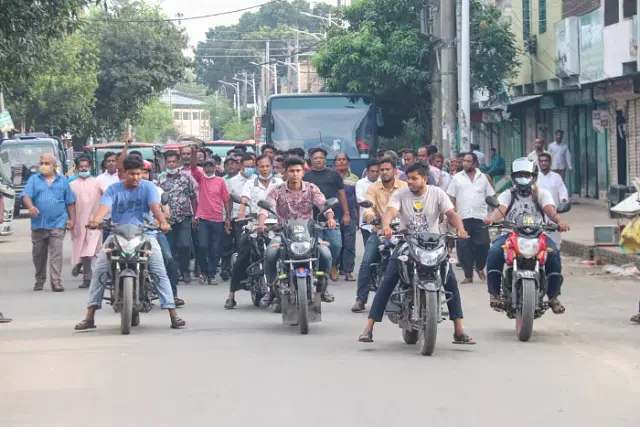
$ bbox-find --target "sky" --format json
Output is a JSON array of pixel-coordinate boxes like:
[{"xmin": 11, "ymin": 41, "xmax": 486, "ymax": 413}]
[{"xmin": 155, "ymin": 0, "xmax": 338, "ymax": 49}]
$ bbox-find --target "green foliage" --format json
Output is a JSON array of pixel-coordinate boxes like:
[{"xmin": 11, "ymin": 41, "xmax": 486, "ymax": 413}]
[
  {"xmin": 222, "ymin": 120, "xmax": 254, "ymax": 141},
  {"xmin": 379, "ymin": 118, "xmax": 424, "ymax": 152},
  {"xmin": 0, "ymin": 0, "xmax": 97, "ymax": 93},
  {"xmin": 132, "ymin": 98, "xmax": 176, "ymax": 142},
  {"xmin": 89, "ymin": 1, "xmax": 188, "ymax": 136},
  {"xmin": 6, "ymin": 31, "xmax": 99, "ymax": 135}
]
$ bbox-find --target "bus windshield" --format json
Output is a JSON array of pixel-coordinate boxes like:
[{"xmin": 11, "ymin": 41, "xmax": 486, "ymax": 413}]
[
  {"xmin": 94, "ymin": 147, "xmax": 156, "ymax": 169},
  {"xmin": 0, "ymin": 143, "xmax": 55, "ymax": 166},
  {"xmin": 268, "ymin": 96, "xmax": 374, "ymax": 159},
  {"xmin": 203, "ymin": 144, "xmax": 255, "ymax": 161}
]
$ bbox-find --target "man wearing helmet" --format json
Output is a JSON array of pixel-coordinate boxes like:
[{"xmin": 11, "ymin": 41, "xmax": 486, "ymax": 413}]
[{"xmin": 483, "ymin": 157, "xmax": 570, "ymax": 314}]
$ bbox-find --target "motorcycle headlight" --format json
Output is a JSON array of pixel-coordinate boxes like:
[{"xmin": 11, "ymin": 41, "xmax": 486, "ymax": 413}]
[
  {"xmin": 116, "ymin": 236, "xmax": 143, "ymax": 256},
  {"xmin": 516, "ymin": 237, "xmax": 539, "ymax": 259},
  {"xmin": 289, "ymin": 241, "xmax": 312, "ymax": 256},
  {"xmin": 412, "ymin": 246, "xmax": 444, "ymax": 267}
]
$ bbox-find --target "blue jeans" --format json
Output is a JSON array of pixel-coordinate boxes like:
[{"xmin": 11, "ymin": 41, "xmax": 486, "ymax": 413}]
[
  {"xmin": 322, "ymin": 227, "xmax": 342, "ymax": 267},
  {"xmin": 198, "ymin": 220, "xmax": 224, "ymax": 278},
  {"xmin": 339, "ymin": 221, "xmax": 357, "ymax": 273},
  {"xmin": 264, "ymin": 236, "xmax": 332, "ymax": 284},
  {"xmin": 486, "ymin": 234, "xmax": 562, "ymax": 298},
  {"xmin": 368, "ymin": 251, "xmax": 464, "ymax": 322},
  {"xmin": 156, "ymin": 232, "xmax": 178, "ymax": 297},
  {"xmin": 87, "ymin": 236, "xmax": 175, "ymax": 309},
  {"xmin": 355, "ymin": 233, "xmax": 381, "ymax": 303},
  {"xmin": 361, "ymin": 228, "xmax": 372, "ymax": 246},
  {"xmin": 166, "ymin": 217, "xmax": 192, "ymax": 276}
]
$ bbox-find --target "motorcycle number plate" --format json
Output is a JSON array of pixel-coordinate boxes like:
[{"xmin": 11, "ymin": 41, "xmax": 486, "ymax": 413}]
[
  {"xmin": 518, "ymin": 270, "xmax": 535, "ymax": 278},
  {"xmin": 295, "ymin": 268, "xmax": 309, "ymax": 278},
  {"xmin": 293, "ymin": 225, "xmax": 305, "ymax": 234},
  {"xmin": 523, "ymin": 215, "xmax": 535, "ymax": 226}
]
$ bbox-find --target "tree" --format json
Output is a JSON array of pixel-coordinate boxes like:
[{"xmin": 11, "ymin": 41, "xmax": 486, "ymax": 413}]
[
  {"xmin": 89, "ymin": 1, "xmax": 187, "ymax": 137},
  {"xmin": 312, "ymin": 0, "xmax": 518, "ymax": 137},
  {"xmin": 0, "ymin": 0, "xmax": 97, "ymax": 93},
  {"xmin": 6, "ymin": 31, "xmax": 99, "ymax": 136},
  {"xmin": 132, "ymin": 98, "xmax": 176, "ymax": 142},
  {"xmin": 222, "ymin": 120, "xmax": 253, "ymax": 141}
]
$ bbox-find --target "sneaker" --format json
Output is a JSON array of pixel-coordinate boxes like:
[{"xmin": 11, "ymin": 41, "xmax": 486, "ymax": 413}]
[
  {"xmin": 207, "ymin": 277, "xmax": 218, "ymax": 286},
  {"xmin": 79, "ymin": 280, "xmax": 90, "ymax": 289},
  {"xmin": 351, "ymin": 301, "xmax": 366, "ymax": 313},
  {"xmin": 260, "ymin": 292, "xmax": 274, "ymax": 308},
  {"xmin": 33, "ymin": 282, "xmax": 44, "ymax": 291},
  {"xmin": 224, "ymin": 297, "xmax": 237, "ymax": 309}
]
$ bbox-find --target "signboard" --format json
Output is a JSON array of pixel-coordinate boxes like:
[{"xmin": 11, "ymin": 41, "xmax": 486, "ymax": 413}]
[
  {"xmin": 592, "ymin": 110, "xmax": 610, "ymax": 133},
  {"xmin": 631, "ymin": 15, "xmax": 638, "ymax": 57},
  {"xmin": 0, "ymin": 111, "xmax": 14, "ymax": 132},
  {"xmin": 254, "ymin": 116, "xmax": 262, "ymax": 141},
  {"xmin": 555, "ymin": 17, "xmax": 580, "ymax": 77},
  {"xmin": 579, "ymin": 9, "xmax": 605, "ymax": 84}
]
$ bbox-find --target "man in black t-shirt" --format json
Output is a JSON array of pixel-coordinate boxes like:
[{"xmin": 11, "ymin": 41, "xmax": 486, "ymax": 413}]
[{"xmin": 303, "ymin": 147, "xmax": 351, "ymax": 282}]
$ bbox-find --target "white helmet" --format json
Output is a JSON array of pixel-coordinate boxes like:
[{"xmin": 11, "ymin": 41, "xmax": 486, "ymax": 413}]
[{"xmin": 510, "ymin": 157, "xmax": 538, "ymax": 197}]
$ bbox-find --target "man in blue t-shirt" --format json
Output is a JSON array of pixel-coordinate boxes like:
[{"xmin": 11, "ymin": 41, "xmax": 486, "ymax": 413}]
[{"xmin": 74, "ymin": 157, "xmax": 186, "ymax": 331}]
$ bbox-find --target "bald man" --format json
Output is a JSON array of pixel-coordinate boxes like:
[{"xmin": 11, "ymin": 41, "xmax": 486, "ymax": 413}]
[{"xmin": 21, "ymin": 153, "xmax": 76, "ymax": 292}]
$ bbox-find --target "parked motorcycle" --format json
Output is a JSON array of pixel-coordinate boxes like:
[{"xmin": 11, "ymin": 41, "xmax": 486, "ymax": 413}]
[
  {"xmin": 485, "ymin": 195, "xmax": 570, "ymax": 342},
  {"xmin": 385, "ymin": 230, "xmax": 457, "ymax": 356},
  {"xmin": 257, "ymin": 197, "xmax": 339, "ymax": 335}
]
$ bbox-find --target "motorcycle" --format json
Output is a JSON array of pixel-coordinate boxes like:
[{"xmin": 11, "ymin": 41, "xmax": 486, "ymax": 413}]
[
  {"xmin": 485, "ymin": 195, "xmax": 570, "ymax": 342},
  {"xmin": 368, "ymin": 217, "xmax": 401, "ymax": 292},
  {"xmin": 257, "ymin": 197, "xmax": 339, "ymax": 335},
  {"xmin": 385, "ymin": 229, "xmax": 458, "ymax": 356}
]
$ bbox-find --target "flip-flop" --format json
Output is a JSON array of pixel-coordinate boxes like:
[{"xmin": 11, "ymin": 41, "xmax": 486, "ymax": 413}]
[
  {"xmin": 452, "ymin": 333, "xmax": 476, "ymax": 345},
  {"xmin": 358, "ymin": 330, "xmax": 373, "ymax": 343}
]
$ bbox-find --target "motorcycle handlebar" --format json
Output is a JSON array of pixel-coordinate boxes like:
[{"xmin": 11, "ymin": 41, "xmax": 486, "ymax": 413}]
[{"xmin": 489, "ymin": 221, "xmax": 560, "ymax": 233}]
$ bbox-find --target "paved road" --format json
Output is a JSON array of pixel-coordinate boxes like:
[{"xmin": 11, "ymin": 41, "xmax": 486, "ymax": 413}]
[{"xmin": 1, "ymin": 217, "xmax": 640, "ymax": 427}]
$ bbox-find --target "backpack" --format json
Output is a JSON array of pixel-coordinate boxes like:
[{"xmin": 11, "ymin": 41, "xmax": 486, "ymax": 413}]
[{"xmin": 506, "ymin": 187, "xmax": 545, "ymax": 219}]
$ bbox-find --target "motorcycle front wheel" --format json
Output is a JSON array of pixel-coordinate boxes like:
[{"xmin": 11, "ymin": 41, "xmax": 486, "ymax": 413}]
[
  {"xmin": 297, "ymin": 276, "xmax": 310, "ymax": 335},
  {"xmin": 516, "ymin": 279, "xmax": 536, "ymax": 342},
  {"xmin": 419, "ymin": 290, "xmax": 439, "ymax": 356},
  {"xmin": 251, "ymin": 276, "xmax": 266, "ymax": 307},
  {"xmin": 120, "ymin": 277, "xmax": 134, "ymax": 335}
]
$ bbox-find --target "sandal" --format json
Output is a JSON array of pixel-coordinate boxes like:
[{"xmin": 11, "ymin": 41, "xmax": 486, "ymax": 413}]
[
  {"xmin": 452, "ymin": 332, "xmax": 476, "ymax": 345},
  {"xmin": 170, "ymin": 316, "xmax": 186, "ymax": 329},
  {"xmin": 548, "ymin": 298, "xmax": 566, "ymax": 314},
  {"xmin": 74, "ymin": 319, "xmax": 96, "ymax": 331},
  {"xmin": 52, "ymin": 284, "xmax": 64, "ymax": 292},
  {"xmin": 630, "ymin": 313, "xmax": 640, "ymax": 324},
  {"xmin": 358, "ymin": 330, "xmax": 373, "ymax": 343},
  {"xmin": 489, "ymin": 294, "xmax": 501, "ymax": 309},
  {"xmin": 174, "ymin": 297, "xmax": 185, "ymax": 307},
  {"xmin": 476, "ymin": 269, "xmax": 486, "ymax": 281}
]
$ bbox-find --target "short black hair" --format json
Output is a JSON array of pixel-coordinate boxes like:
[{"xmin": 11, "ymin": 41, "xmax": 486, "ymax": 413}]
[
  {"xmin": 224, "ymin": 156, "xmax": 238, "ymax": 165},
  {"xmin": 461, "ymin": 151, "xmax": 478, "ymax": 164},
  {"xmin": 261, "ymin": 144, "xmax": 275, "ymax": 153},
  {"xmin": 212, "ymin": 154, "xmax": 222, "ymax": 163},
  {"xmin": 403, "ymin": 149, "xmax": 416, "ymax": 156},
  {"xmin": 203, "ymin": 148, "xmax": 213, "ymax": 156},
  {"xmin": 490, "ymin": 147, "xmax": 497, "ymax": 153},
  {"xmin": 284, "ymin": 157, "xmax": 305, "ymax": 170},
  {"xmin": 75, "ymin": 155, "xmax": 92, "ymax": 168},
  {"xmin": 555, "ymin": 129, "xmax": 564, "ymax": 135},
  {"xmin": 274, "ymin": 156, "xmax": 284, "ymax": 163},
  {"xmin": 427, "ymin": 144, "xmax": 438, "ymax": 155},
  {"xmin": 234, "ymin": 144, "xmax": 247, "ymax": 152},
  {"xmin": 129, "ymin": 150, "xmax": 143, "ymax": 158},
  {"xmin": 103, "ymin": 151, "xmax": 117, "ymax": 162},
  {"xmin": 123, "ymin": 156, "xmax": 143, "ymax": 170},
  {"xmin": 227, "ymin": 149, "xmax": 236, "ymax": 156},
  {"xmin": 164, "ymin": 150, "xmax": 180, "ymax": 162},
  {"xmin": 367, "ymin": 159, "xmax": 380, "ymax": 168},
  {"xmin": 241, "ymin": 153, "xmax": 255, "ymax": 163},
  {"xmin": 288, "ymin": 147, "xmax": 306, "ymax": 158},
  {"xmin": 378, "ymin": 157, "xmax": 396, "ymax": 169},
  {"xmin": 308, "ymin": 147, "xmax": 327, "ymax": 158},
  {"xmin": 405, "ymin": 161, "xmax": 429, "ymax": 177},
  {"xmin": 376, "ymin": 149, "xmax": 386, "ymax": 158},
  {"xmin": 538, "ymin": 152, "xmax": 552, "ymax": 162},
  {"xmin": 256, "ymin": 153, "xmax": 270, "ymax": 164}
]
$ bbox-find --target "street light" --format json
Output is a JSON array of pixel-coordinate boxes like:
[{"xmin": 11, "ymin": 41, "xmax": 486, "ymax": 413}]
[
  {"xmin": 299, "ymin": 11, "xmax": 340, "ymax": 26},
  {"xmin": 218, "ymin": 80, "xmax": 241, "ymax": 123},
  {"xmin": 290, "ymin": 28, "xmax": 325, "ymax": 41},
  {"xmin": 233, "ymin": 75, "xmax": 259, "ymax": 116},
  {"xmin": 276, "ymin": 60, "xmax": 301, "ymax": 94}
]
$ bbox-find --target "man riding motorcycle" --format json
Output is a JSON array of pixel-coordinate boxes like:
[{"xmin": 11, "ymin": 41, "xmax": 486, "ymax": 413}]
[
  {"xmin": 483, "ymin": 157, "xmax": 570, "ymax": 314},
  {"xmin": 256, "ymin": 157, "xmax": 336, "ymax": 312}
]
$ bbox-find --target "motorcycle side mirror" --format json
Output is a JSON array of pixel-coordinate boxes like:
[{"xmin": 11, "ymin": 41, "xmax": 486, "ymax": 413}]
[
  {"xmin": 485, "ymin": 195, "xmax": 500, "ymax": 209},
  {"xmin": 358, "ymin": 200, "xmax": 373, "ymax": 208},
  {"xmin": 257, "ymin": 199, "xmax": 278, "ymax": 217},
  {"xmin": 230, "ymin": 193, "xmax": 247, "ymax": 205},
  {"xmin": 323, "ymin": 197, "xmax": 339, "ymax": 212},
  {"xmin": 160, "ymin": 192, "xmax": 170, "ymax": 205},
  {"xmin": 556, "ymin": 202, "xmax": 571, "ymax": 214}
]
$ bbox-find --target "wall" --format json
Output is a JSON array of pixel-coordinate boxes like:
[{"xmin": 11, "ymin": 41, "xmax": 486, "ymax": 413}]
[
  {"xmin": 603, "ymin": 18, "xmax": 635, "ymax": 77},
  {"xmin": 562, "ymin": 0, "xmax": 600, "ymax": 19},
  {"xmin": 172, "ymin": 107, "xmax": 210, "ymax": 141}
]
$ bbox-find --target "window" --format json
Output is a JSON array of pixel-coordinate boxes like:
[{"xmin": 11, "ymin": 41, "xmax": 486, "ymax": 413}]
[
  {"xmin": 539, "ymin": 0, "xmax": 547, "ymax": 33},
  {"xmin": 192, "ymin": 111, "xmax": 199, "ymax": 120},
  {"xmin": 523, "ymin": 0, "xmax": 531, "ymax": 41},
  {"xmin": 201, "ymin": 111, "xmax": 209, "ymax": 120},
  {"xmin": 605, "ymin": 0, "xmax": 619, "ymax": 26},
  {"xmin": 182, "ymin": 112, "xmax": 189, "ymax": 120},
  {"xmin": 173, "ymin": 111, "xmax": 180, "ymax": 120},
  {"xmin": 624, "ymin": 0, "xmax": 637, "ymax": 18}
]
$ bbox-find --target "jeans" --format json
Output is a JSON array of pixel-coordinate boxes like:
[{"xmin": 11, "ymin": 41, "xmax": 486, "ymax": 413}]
[
  {"xmin": 229, "ymin": 232, "xmax": 253, "ymax": 292},
  {"xmin": 156, "ymin": 232, "xmax": 178, "ymax": 297},
  {"xmin": 87, "ymin": 236, "xmax": 175, "ymax": 309},
  {"xmin": 355, "ymin": 233, "xmax": 381, "ymax": 303},
  {"xmin": 198, "ymin": 219, "xmax": 224, "ymax": 278},
  {"xmin": 456, "ymin": 218, "xmax": 490, "ymax": 278},
  {"xmin": 322, "ymin": 227, "xmax": 342, "ymax": 267},
  {"xmin": 264, "ymin": 236, "xmax": 332, "ymax": 284},
  {"xmin": 361, "ymin": 228, "xmax": 372, "ymax": 246},
  {"xmin": 339, "ymin": 221, "xmax": 357, "ymax": 273},
  {"xmin": 486, "ymin": 233, "xmax": 562, "ymax": 298},
  {"xmin": 167, "ymin": 217, "xmax": 192, "ymax": 276},
  {"xmin": 368, "ymin": 251, "xmax": 464, "ymax": 322}
]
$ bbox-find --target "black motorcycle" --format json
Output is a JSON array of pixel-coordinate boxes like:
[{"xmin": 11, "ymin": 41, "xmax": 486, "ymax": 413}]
[
  {"xmin": 386, "ymin": 230, "xmax": 457, "ymax": 356},
  {"xmin": 368, "ymin": 217, "xmax": 401, "ymax": 292},
  {"xmin": 258, "ymin": 197, "xmax": 339, "ymax": 335}
]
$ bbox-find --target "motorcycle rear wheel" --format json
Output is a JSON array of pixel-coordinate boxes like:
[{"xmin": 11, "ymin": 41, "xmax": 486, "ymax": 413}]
[
  {"xmin": 251, "ymin": 277, "xmax": 266, "ymax": 307},
  {"xmin": 516, "ymin": 279, "xmax": 536, "ymax": 342},
  {"xmin": 419, "ymin": 291, "xmax": 439, "ymax": 356},
  {"xmin": 120, "ymin": 277, "xmax": 134, "ymax": 335},
  {"xmin": 297, "ymin": 276, "xmax": 309, "ymax": 335}
]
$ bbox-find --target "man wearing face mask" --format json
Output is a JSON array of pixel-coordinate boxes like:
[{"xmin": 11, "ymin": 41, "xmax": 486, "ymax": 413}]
[
  {"xmin": 21, "ymin": 153, "xmax": 76, "ymax": 292},
  {"xmin": 69, "ymin": 156, "xmax": 105, "ymax": 289},
  {"xmin": 227, "ymin": 154, "xmax": 256, "ymax": 251},
  {"xmin": 224, "ymin": 154, "xmax": 283, "ymax": 309},
  {"xmin": 189, "ymin": 148, "xmax": 232, "ymax": 285}
]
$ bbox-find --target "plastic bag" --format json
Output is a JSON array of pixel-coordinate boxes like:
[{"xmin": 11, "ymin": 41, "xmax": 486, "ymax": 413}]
[{"xmin": 620, "ymin": 216, "xmax": 640, "ymax": 254}]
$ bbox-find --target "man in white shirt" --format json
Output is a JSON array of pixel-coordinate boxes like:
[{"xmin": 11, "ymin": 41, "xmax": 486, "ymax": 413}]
[
  {"xmin": 227, "ymin": 154, "xmax": 256, "ymax": 252},
  {"xmin": 472, "ymin": 143, "xmax": 486, "ymax": 167},
  {"xmin": 548, "ymin": 130, "xmax": 572, "ymax": 182},
  {"xmin": 447, "ymin": 152, "xmax": 495, "ymax": 283},
  {"xmin": 96, "ymin": 151, "xmax": 120, "ymax": 242},
  {"xmin": 527, "ymin": 138, "xmax": 549, "ymax": 164},
  {"xmin": 536, "ymin": 152, "xmax": 569, "ymax": 248},
  {"xmin": 355, "ymin": 159, "xmax": 380, "ymax": 244}
]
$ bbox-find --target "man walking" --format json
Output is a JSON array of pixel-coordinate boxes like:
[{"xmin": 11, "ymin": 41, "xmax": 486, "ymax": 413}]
[
  {"xmin": 21, "ymin": 153, "xmax": 76, "ymax": 292},
  {"xmin": 527, "ymin": 138, "xmax": 549, "ymax": 164},
  {"xmin": 334, "ymin": 152, "xmax": 359, "ymax": 281},
  {"xmin": 548, "ymin": 130, "xmax": 573, "ymax": 182},
  {"xmin": 536, "ymin": 152, "xmax": 569, "ymax": 248},
  {"xmin": 355, "ymin": 159, "xmax": 380, "ymax": 244},
  {"xmin": 96, "ymin": 151, "xmax": 119, "ymax": 242},
  {"xmin": 69, "ymin": 156, "xmax": 104, "ymax": 289},
  {"xmin": 447, "ymin": 152, "xmax": 495, "ymax": 283}
]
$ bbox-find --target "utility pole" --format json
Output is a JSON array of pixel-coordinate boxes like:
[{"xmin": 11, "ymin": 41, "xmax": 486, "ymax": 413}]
[
  {"xmin": 295, "ymin": 30, "xmax": 301, "ymax": 93},
  {"xmin": 428, "ymin": 0, "xmax": 442, "ymax": 147},
  {"xmin": 286, "ymin": 42, "xmax": 293, "ymax": 93},
  {"xmin": 265, "ymin": 41, "xmax": 270, "ymax": 98},
  {"xmin": 251, "ymin": 73, "xmax": 258, "ymax": 116},
  {"xmin": 273, "ymin": 63, "xmax": 278, "ymax": 94},
  {"xmin": 459, "ymin": 0, "xmax": 470, "ymax": 153},
  {"xmin": 243, "ymin": 71, "xmax": 248, "ymax": 107},
  {"xmin": 440, "ymin": 0, "xmax": 457, "ymax": 158},
  {"xmin": 0, "ymin": 90, "xmax": 6, "ymax": 139}
]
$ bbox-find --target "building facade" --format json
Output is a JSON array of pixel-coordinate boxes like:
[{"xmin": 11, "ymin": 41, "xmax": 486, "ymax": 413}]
[{"xmin": 161, "ymin": 91, "xmax": 211, "ymax": 142}]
